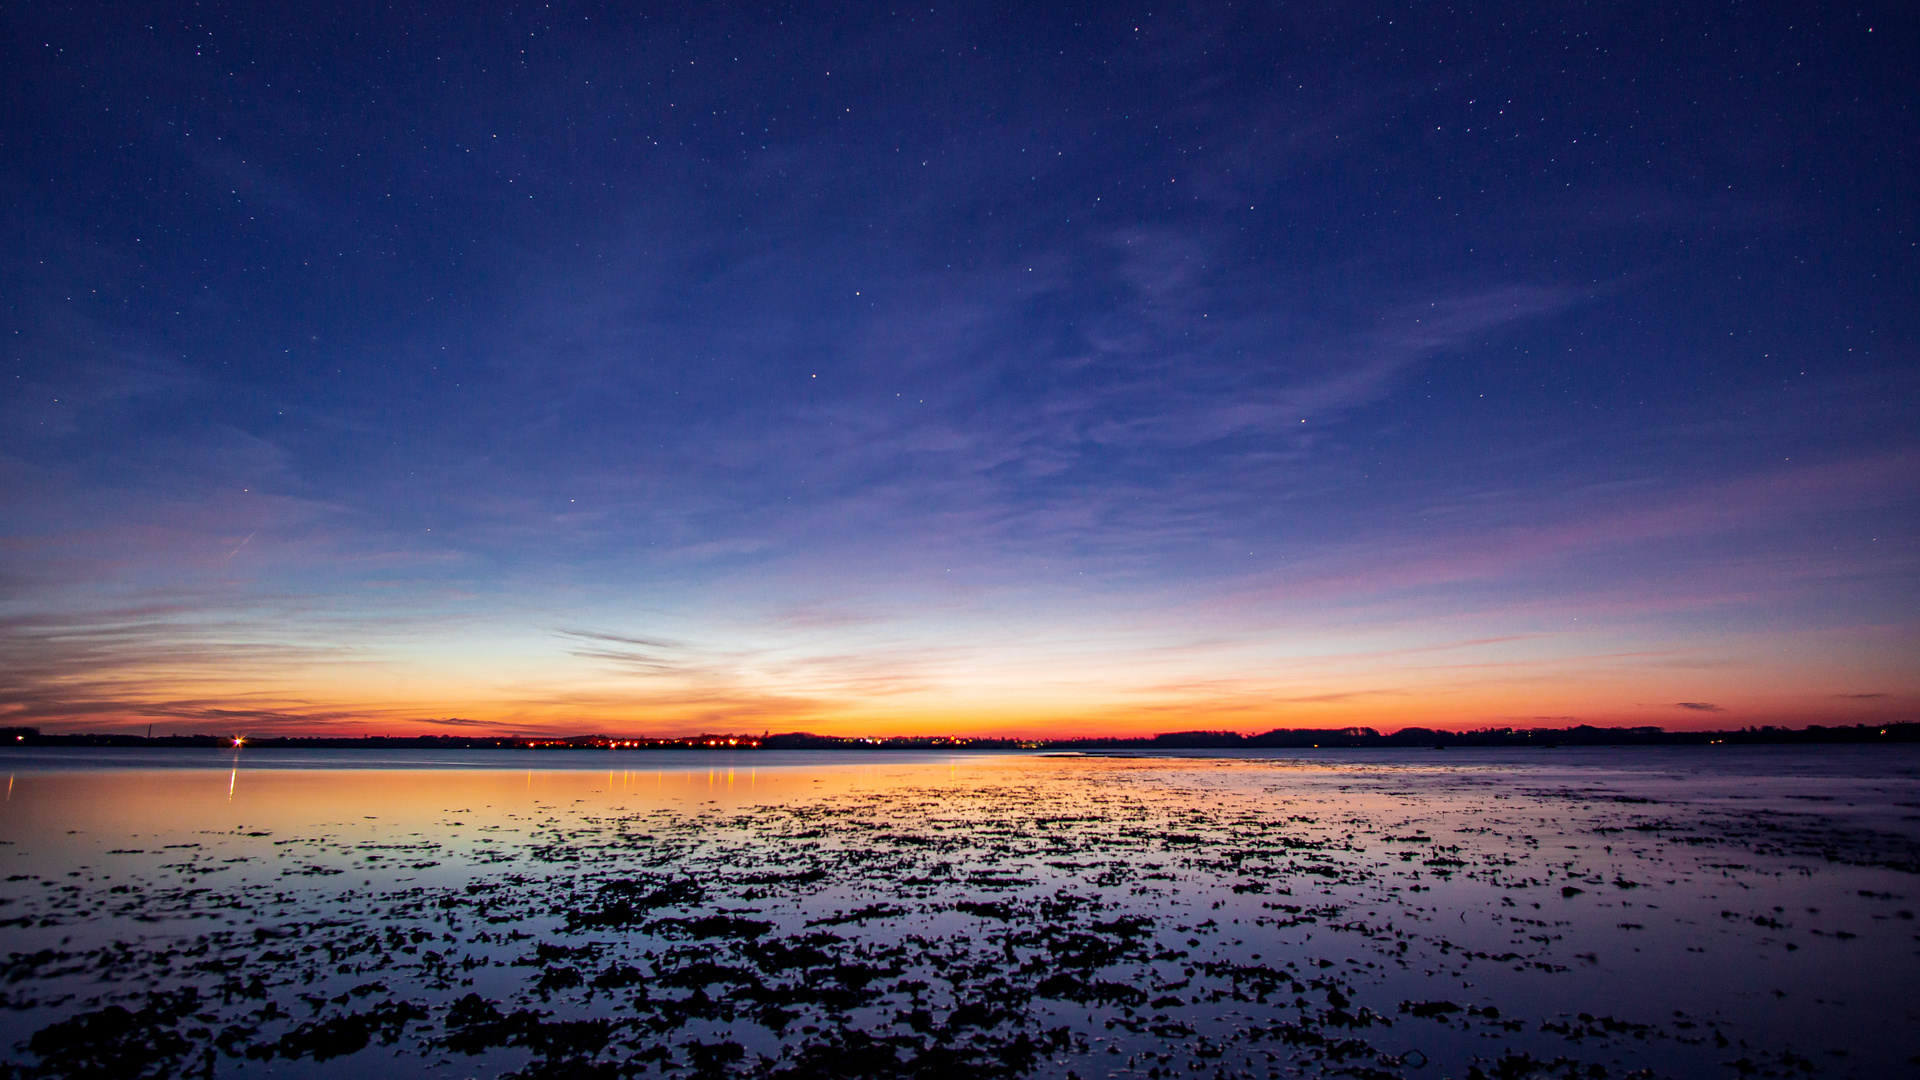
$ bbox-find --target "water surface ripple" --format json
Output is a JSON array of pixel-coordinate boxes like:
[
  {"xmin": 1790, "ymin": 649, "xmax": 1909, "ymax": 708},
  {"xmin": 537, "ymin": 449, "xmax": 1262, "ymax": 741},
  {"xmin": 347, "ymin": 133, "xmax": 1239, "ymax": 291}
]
[{"xmin": 1, "ymin": 747, "xmax": 1915, "ymax": 1079}]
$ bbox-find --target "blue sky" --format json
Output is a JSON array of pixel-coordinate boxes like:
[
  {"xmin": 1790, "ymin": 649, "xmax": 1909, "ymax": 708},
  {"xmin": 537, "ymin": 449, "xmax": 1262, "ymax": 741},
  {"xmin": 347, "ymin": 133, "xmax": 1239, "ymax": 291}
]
[{"xmin": 2, "ymin": 1, "xmax": 1914, "ymax": 734}]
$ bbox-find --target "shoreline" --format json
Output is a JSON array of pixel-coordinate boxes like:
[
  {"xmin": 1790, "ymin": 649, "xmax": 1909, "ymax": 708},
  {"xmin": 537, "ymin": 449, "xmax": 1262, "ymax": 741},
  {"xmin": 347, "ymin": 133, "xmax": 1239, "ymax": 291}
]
[{"xmin": 5, "ymin": 720, "xmax": 1916, "ymax": 753}]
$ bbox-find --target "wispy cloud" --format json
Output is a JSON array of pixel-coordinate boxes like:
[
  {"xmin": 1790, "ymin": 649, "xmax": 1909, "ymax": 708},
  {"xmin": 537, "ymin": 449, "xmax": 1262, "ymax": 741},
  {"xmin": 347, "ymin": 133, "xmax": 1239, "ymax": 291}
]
[{"xmin": 0, "ymin": 598, "xmax": 452, "ymax": 731}]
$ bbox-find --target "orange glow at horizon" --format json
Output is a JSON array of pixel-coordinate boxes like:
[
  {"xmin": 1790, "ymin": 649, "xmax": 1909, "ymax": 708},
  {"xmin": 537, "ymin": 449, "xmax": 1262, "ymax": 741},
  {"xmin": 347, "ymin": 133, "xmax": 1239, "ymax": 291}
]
[{"xmin": 8, "ymin": 567, "xmax": 1912, "ymax": 739}]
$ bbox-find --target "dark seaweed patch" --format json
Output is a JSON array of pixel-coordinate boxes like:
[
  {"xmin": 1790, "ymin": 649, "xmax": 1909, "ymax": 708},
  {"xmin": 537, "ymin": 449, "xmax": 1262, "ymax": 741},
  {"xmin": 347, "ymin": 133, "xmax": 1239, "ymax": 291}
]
[
  {"xmin": 16, "ymin": 989, "xmax": 207, "ymax": 1080},
  {"xmin": 646, "ymin": 915, "xmax": 774, "ymax": 940},
  {"xmin": 246, "ymin": 998, "xmax": 426, "ymax": 1061}
]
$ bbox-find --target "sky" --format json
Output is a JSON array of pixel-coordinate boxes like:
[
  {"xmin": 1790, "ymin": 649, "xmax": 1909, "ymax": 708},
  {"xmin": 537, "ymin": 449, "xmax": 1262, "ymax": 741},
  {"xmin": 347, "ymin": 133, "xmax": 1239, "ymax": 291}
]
[{"xmin": 2, "ymin": 1, "xmax": 1915, "ymax": 738}]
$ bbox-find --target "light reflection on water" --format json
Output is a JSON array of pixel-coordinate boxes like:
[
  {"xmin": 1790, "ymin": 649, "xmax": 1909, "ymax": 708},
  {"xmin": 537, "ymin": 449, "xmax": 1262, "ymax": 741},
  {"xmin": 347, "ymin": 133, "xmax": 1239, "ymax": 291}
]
[{"xmin": 0, "ymin": 747, "xmax": 1916, "ymax": 1079}]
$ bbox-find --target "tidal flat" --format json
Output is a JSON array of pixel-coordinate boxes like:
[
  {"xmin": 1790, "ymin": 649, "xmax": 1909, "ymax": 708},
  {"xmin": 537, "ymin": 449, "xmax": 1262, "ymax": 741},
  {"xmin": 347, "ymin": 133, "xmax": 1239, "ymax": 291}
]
[{"xmin": 0, "ymin": 747, "xmax": 1915, "ymax": 1079}]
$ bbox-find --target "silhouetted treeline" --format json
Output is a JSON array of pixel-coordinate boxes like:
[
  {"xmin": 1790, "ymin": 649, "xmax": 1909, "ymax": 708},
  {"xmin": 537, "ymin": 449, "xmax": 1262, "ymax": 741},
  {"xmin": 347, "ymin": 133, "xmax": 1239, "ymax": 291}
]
[
  {"xmin": 3, "ymin": 723, "xmax": 1914, "ymax": 751},
  {"xmin": 1127, "ymin": 724, "xmax": 1920, "ymax": 748}
]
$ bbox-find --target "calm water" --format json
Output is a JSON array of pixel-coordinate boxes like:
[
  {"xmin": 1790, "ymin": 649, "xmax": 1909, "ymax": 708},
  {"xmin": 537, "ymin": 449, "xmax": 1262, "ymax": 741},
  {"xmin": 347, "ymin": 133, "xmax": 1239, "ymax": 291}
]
[{"xmin": 1, "ymin": 746, "xmax": 1916, "ymax": 1079}]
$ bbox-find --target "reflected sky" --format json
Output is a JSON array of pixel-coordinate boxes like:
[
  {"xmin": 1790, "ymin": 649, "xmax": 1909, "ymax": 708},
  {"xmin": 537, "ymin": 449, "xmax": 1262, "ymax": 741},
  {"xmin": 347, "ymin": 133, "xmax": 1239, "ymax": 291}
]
[{"xmin": 2, "ymin": 748, "xmax": 1916, "ymax": 1077}]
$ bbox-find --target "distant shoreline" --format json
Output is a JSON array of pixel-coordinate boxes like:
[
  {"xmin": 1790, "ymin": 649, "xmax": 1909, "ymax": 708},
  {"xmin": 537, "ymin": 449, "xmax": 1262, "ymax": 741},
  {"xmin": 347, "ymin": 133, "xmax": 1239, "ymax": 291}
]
[{"xmin": 4, "ymin": 722, "xmax": 1914, "ymax": 751}]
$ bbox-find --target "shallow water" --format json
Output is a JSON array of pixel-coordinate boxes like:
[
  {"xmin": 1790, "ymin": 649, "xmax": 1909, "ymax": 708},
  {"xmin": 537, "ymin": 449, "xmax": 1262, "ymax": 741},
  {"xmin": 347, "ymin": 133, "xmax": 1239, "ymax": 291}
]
[{"xmin": 1, "ymin": 746, "xmax": 1916, "ymax": 1079}]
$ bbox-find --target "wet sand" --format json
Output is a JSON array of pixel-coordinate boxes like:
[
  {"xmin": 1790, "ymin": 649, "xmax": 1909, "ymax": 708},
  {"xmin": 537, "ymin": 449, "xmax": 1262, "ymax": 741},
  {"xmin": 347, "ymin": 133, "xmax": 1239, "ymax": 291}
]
[{"xmin": 1, "ymin": 747, "xmax": 1916, "ymax": 1078}]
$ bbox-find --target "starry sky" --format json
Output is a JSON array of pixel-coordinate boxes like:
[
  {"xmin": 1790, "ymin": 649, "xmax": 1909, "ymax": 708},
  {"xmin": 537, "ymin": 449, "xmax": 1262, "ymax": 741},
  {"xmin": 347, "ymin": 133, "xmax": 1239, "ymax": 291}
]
[{"xmin": 3, "ymin": 1, "xmax": 1915, "ymax": 737}]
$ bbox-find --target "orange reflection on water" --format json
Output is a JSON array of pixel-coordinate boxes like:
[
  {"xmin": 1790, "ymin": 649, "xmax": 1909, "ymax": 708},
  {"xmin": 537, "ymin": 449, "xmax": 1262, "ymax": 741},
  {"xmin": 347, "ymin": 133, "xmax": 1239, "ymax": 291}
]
[{"xmin": 0, "ymin": 754, "xmax": 1056, "ymax": 871}]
